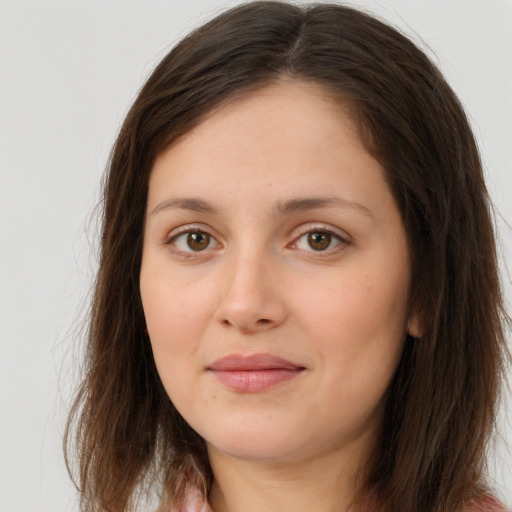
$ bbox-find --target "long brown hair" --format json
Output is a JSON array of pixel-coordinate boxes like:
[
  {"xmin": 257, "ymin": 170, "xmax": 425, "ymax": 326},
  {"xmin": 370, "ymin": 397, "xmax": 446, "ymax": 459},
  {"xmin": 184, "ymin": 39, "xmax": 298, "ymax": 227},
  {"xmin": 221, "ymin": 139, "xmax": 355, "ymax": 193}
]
[{"xmin": 65, "ymin": 2, "xmax": 508, "ymax": 511}]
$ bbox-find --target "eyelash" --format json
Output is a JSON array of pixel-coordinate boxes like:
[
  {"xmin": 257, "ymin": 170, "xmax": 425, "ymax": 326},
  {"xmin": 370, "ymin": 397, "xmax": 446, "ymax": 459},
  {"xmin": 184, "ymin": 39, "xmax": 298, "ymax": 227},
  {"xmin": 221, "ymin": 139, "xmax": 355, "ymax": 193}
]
[
  {"xmin": 290, "ymin": 226, "xmax": 348, "ymax": 254},
  {"xmin": 165, "ymin": 225, "xmax": 350, "ymax": 257},
  {"xmin": 165, "ymin": 226, "xmax": 221, "ymax": 257}
]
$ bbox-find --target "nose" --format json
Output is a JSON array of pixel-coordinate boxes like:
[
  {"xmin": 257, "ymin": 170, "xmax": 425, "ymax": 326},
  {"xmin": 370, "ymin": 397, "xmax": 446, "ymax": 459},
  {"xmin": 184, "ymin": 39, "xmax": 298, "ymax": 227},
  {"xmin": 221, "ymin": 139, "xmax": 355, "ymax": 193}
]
[{"xmin": 214, "ymin": 251, "xmax": 287, "ymax": 334}]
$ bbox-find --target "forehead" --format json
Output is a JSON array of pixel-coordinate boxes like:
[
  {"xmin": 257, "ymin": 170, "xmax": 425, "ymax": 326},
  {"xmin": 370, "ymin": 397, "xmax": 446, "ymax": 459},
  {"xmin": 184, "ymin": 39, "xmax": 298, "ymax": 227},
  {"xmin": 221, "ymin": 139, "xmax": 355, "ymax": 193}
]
[
  {"xmin": 146, "ymin": 79, "xmax": 399, "ymax": 234},
  {"xmin": 150, "ymin": 79, "xmax": 368, "ymax": 184}
]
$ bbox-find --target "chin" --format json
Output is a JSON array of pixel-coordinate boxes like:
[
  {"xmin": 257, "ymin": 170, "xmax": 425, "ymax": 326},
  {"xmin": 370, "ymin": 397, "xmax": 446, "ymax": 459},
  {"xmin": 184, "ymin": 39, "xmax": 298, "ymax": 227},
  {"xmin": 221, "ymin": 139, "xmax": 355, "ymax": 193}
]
[
  {"xmin": 199, "ymin": 419, "xmax": 305, "ymax": 461},
  {"xmin": 209, "ymin": 437, "xmax": 303, "ymax": 462}
]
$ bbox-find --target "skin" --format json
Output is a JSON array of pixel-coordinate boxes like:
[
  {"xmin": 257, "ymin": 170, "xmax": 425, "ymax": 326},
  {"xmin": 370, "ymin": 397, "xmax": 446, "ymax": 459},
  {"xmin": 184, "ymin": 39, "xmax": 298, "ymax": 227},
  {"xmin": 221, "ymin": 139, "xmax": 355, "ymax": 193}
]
[{"xmin": 140, "ymin": 79, "xmax": 419, "ymax": 512}]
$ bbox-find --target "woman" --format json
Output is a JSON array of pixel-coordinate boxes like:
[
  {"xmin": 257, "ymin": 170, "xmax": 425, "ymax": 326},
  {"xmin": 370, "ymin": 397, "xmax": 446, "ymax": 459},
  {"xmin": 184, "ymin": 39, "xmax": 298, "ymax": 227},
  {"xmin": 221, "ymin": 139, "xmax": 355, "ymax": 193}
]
[{"xmin": 65, "ymin": 2, "xmax": 510, "ymax": 511}]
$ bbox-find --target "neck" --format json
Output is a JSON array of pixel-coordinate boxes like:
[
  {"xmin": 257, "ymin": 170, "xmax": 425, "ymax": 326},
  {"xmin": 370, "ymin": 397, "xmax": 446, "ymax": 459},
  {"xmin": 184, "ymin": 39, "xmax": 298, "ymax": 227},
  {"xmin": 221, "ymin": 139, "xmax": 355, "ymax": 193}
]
[{"xmin": 207, "ymin": 438, "xmax": 373, "ymax": 512}]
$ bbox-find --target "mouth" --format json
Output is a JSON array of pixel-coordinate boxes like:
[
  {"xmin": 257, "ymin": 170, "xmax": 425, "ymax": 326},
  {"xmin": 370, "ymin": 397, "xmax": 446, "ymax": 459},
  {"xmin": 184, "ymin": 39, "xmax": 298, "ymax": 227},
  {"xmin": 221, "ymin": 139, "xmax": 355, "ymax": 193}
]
[{"xmin": 207, "ymin": 353, "xmax": 306, "ymax": 393}]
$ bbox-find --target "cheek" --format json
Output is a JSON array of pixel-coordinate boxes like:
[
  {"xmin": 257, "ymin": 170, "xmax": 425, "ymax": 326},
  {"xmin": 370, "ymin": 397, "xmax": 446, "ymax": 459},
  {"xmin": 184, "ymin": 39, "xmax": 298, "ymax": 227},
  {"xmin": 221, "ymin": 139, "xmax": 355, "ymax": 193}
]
[
  {"xmin": 299, "ymin": 266, "xmax": 409, "ymax": 343},
  {"xmin": 302, "ymin": 284, "xmax": 406, "ymax": 434},
  {"xmin": 139, "ymin": 265, "xmax": 211, "ymax": 387},
  {"xmin": 141, "ymin": 260, "xmax": 213, "ymax": 338},
  {"xmin": 293, "ymin": 260, "xmax": 409, "ymax": 395},
  {"xmin": 140, "ymin": 279, "xmax": 210, "ymax": 414}
]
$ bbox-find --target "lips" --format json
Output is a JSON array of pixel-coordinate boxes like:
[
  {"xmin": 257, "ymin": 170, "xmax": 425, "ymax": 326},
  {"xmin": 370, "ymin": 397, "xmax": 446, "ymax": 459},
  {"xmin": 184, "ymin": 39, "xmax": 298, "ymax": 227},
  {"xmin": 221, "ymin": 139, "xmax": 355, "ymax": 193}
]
[{"xmin": 207, "ymin": 354, "xmax": 305, "ymax": 392}]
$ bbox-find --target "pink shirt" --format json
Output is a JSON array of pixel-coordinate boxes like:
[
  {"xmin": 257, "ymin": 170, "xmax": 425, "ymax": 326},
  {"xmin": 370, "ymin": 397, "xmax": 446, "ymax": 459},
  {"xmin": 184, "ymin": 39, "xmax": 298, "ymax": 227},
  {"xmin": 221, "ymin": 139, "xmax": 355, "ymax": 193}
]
[{"xmin": 170, "ymin": 487, "xmax": 510, "ymax": 512}]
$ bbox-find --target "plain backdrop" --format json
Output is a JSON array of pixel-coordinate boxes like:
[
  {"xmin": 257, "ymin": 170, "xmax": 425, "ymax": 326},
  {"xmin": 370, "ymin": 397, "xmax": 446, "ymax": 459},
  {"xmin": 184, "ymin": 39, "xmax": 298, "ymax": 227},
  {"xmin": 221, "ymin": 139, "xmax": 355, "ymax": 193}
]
[{"xmin": 1, "ymin": 1, "xmax": 511, "ymax": 511}]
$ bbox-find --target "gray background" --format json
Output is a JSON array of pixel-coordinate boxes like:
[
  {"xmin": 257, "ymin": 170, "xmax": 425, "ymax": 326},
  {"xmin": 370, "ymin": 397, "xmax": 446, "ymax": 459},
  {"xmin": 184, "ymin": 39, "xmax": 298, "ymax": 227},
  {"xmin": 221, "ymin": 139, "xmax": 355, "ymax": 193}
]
[{"xmin": 1, "ymin": 1, "xmax": 511, "ymax": 510}]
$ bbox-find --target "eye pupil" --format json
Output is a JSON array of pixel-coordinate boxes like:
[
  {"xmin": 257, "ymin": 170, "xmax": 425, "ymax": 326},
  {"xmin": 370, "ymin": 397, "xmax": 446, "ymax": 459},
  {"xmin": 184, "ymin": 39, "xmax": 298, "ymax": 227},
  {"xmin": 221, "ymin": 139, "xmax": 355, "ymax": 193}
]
[
  {"xmin": 187, "ymin": 232, "xmax": 210, "ymax": 251},
  {"xmin": 307, "ymin": 232, "xmax": 331, "ymax": 251}
]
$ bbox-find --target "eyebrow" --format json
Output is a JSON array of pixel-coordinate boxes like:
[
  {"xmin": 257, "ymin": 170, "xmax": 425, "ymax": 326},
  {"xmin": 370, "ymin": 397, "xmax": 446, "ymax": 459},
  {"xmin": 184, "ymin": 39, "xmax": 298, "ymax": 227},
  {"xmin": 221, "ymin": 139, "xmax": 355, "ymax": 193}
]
[
  {"xmin": 274, "ymin": 196, "xmax": 374, "ymax": 218},
  {"xmin": 150, "ymin": 195, "xmax": 373, "ymax": 219},
  {"xmin": 150, "ymin": 197, "xmax": 218, "ymax": 216}
]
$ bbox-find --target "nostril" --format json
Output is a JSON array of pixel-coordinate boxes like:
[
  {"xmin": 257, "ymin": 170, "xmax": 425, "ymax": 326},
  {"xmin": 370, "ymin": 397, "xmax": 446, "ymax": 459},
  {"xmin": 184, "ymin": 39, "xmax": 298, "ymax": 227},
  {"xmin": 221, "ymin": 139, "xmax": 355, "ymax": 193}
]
[{"xmin": 256, "ymin": 318, "xmax": 272, "ymax": 325}]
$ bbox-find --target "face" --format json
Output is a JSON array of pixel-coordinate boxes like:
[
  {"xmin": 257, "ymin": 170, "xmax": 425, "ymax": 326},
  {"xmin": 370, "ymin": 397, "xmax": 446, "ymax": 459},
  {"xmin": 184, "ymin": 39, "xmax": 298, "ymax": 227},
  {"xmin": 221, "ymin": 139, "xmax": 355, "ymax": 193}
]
[{"xmin": 140, "ymin": 80, "xmax": 415, "ymax": 465}]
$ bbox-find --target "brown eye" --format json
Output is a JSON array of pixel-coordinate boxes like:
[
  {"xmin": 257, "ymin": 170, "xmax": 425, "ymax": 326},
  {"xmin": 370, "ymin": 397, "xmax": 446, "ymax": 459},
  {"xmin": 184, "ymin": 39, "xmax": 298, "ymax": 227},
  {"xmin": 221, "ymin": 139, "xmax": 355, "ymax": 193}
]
[
  {"xmin": 186, "ymin": 232, "xmax": 211, "ymax": 251},
  {"xmin": 170, "ymin": 229, "xmax": 220, "ymax": 255},
  {"xmin": 307, "ymin": 232, "xmax": 332, "ymax": 251}
]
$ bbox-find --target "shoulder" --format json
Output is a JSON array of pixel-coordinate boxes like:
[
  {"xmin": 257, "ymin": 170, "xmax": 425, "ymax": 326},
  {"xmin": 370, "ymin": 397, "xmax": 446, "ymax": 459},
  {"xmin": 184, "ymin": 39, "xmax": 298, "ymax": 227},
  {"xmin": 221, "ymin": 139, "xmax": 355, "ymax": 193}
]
[
  {"xmin": 355, "ymin": 492, "xmax": 510, "ymax": 512},
  {"xmin": 466, "ymin": 495, "xmax": 510, "ymax": 512}
]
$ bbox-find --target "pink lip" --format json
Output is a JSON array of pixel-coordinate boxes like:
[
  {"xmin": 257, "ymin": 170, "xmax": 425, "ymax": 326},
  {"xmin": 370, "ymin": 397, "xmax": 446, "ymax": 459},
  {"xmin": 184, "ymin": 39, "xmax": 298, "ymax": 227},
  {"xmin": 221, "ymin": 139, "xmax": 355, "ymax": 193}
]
[{"xmin": 207, "ymin": 354, "xmax": 305, "ymax": 393}]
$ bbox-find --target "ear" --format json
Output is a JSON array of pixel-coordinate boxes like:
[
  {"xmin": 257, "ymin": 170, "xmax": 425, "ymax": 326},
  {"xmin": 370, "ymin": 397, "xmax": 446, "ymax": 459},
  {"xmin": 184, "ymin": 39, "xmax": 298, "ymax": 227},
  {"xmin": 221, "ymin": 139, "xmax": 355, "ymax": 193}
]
[{"xmin": 407, "ymin": 311, "xmax": 423, "ymax": 339}]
